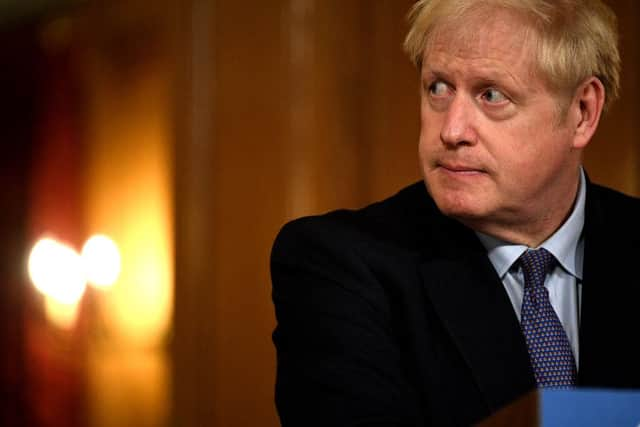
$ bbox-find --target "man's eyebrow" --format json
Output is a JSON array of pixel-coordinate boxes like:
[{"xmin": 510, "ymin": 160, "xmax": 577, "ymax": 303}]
[
  {"xmin": 421, "ymin": 66, "xmax": 451, "ymax": 81},
  {"xmin": 425, "ymin": 62, "xmax": 522, "ymax": 87},
  {"xmin": 471, "ymin": 76, "xmax": 511, "ymax": 88}
]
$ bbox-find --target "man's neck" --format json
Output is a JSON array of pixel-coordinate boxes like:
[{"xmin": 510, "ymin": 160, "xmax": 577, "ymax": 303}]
[{"xmin": 463, "ymin": 170, "xmax": 584, "ymax": 248}]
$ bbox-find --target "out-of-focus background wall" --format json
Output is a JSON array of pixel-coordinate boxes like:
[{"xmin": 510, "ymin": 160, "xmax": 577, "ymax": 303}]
[{"xmin": 0, "ymin": 1, "xmax": 638, "ymax": 426}]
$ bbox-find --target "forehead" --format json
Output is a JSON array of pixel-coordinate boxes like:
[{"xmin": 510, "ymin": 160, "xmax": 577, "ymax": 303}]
[{"xmin": 423, "ymin": 7, "xmax": 537, "ymax": 73}]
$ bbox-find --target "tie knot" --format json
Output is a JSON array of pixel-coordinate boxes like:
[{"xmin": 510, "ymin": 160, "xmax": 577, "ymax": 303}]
[{"xmin": 519, "ymin": 248, "xmax": 556, "ymax": 288}]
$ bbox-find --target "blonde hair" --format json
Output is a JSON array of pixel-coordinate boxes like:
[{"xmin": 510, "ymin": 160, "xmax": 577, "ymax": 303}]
[{"xmin": 404, "ymin": 0, "xmax": 621, "ymax": 111}]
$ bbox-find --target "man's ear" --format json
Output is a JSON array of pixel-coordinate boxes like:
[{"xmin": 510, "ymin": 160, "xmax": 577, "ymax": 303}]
[{"xmin": 571, "ymin": 76, "xmax": 606, "ymax": 149}]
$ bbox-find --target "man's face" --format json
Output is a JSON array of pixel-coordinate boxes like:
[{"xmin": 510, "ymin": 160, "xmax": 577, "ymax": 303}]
[{"xmin": 419, "ymin": 10, "xmax": 582, "ymax": 238}]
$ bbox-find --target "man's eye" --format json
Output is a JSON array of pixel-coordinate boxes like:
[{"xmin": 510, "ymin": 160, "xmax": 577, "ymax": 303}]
[
  {"xmin": 482, "ymin": 88, "xmax": 508, "ymax": 103},
  {"xmin": 428, "ymin": 81, "xmax": 449, "ymax": 97}
]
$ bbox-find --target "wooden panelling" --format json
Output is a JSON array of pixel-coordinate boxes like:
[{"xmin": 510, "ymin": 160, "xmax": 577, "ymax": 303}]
[
  {"xmin": 582, "ymin": 0, "xmax": 640, "ymax": 196},
  {"xmin": 172, "ymin": 2, "xmax": 640, "ymax": 427},
  {"xmin": 364, "ymin": 0, "xmax": 421, "ymax": 202},
  {"xmin": 173, "ymin": 1, "xmax": 288, "ymax": 426},
  {"xmin": 172, "ymin": 1, "xmax": 219, "ymax": 425}
]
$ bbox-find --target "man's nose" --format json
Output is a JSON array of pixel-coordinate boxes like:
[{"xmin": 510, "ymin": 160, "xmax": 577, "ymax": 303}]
[{"xmin": 440, "ymin": 95, "xmax": 478, "ymax": 147}]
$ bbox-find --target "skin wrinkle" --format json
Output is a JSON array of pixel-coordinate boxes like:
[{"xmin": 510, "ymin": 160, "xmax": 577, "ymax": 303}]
[
  {"xmin": 422, "ymin": 4, "xmax": 573, "ymax": 118},
  {"xmin": 417, "ymin": 7, "xmax": 597, "ymax": 247},
  {"xmin": 407, "ymin": 0, "xmax": 620, "ymax": 112}
]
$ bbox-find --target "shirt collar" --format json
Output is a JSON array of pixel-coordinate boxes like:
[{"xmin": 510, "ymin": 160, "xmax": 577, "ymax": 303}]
[{"xmin": 476, "ymin": 169, "xmax": 586, "ymax": 279}]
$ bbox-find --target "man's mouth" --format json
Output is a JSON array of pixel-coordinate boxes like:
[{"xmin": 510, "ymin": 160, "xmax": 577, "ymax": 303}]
[{"xmin": 437, "ymin": 162, "xmax": 486, "ymax": 174}]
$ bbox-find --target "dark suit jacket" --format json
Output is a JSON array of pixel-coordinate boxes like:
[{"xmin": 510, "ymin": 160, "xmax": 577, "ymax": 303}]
[{"xmin": 270, "ymin": 180, "xmax": 640, "ymax": 426}]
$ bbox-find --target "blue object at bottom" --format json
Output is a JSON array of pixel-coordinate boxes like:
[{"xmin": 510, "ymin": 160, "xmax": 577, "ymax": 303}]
[{"xmin": 542, "ymin": 388, "xmax": 640, "ymax": 427}]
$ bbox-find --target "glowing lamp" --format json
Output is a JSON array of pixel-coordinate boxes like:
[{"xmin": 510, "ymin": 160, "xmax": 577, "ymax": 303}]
[
  {"xmin": 82, "ymin": 234, "xmax": 121, "ymax": 288},
  {"xmin": 28, "ymin": 237, "xmax": 87, "ymax": 305}
]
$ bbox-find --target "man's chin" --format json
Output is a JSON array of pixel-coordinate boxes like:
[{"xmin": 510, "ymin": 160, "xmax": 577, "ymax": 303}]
[
  {"xmin": 437, "ymin": 203, "xmax": 487, "ymax": 223},
  {"xmin": 435, "ymin": 201, "xmax": 500, "ymax": 236},
  {"xmin": 427, "ymin": 187, "xmax": 490, "ymax": 221}
]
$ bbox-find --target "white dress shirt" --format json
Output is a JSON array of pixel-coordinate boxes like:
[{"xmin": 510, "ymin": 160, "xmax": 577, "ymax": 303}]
[{"xmin": 476, "ymin": 170, "xmax": 585, "ymax": 367}]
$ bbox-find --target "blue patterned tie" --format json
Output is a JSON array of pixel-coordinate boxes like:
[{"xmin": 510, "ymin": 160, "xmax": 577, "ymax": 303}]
[{"xmin": 519, "ymin": 248, "xmax": 577, "ymax": 388}]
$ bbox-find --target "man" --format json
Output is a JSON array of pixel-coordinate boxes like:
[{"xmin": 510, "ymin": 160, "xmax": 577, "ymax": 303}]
[{"xmin": 271, "ymin": 0, "xmax": 640, "ymax": 425}]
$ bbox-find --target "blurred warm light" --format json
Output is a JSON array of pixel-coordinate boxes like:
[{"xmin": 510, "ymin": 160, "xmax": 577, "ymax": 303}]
[
  {"xmin": 28, "ymin": 237, "xmax": 87, "ymax": 305},
  {"xmin": 88, "ymin": 346, "xmax": 169, "ymax": 427},
  {"xmin": 80, "ymin": 17, "xmax": 174, "ymax": 427},
  {"xmin": 28, "ymin": 237, "xmax": 87, "ymax": 329},
  {"xmin": 108, "ymin": 216, "xmax": 172, "ymax": 347},
  {"xmin": 83, "ymin": 66, "xmax": 174, "ymax": 348},
  {"xmin": 82, "ymin": 234, "xmax": 121, "ymax": 288},
  {"xmin": 44, "ymin": 297, "xmax": 81, "ymax": 330}
]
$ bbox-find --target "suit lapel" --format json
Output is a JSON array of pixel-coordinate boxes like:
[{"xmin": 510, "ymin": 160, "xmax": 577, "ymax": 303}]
[
  {"xmin": 578, "ymin": 182, "xmax": 637, "ymax": 386},
  {"xmin": 418, "ymin": 219, "xmax": 535, "ymax": 412},
  {"xmin": 579, "ymin": 181, "xmax": 605, "ymax": 383}
]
